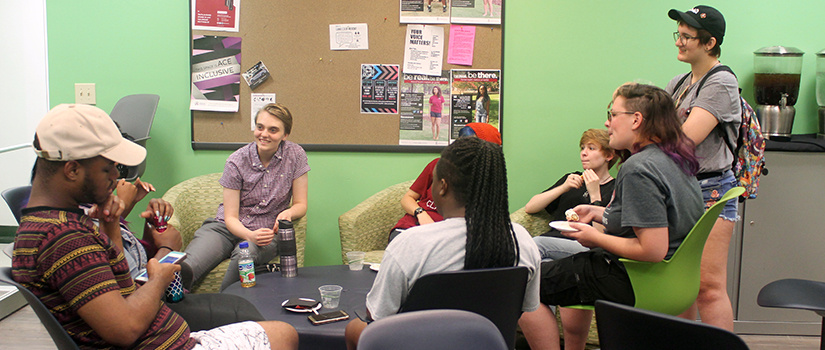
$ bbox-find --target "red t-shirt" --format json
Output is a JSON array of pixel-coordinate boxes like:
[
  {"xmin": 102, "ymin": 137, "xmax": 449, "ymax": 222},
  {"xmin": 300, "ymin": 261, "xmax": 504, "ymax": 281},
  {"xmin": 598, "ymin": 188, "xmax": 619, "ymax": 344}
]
[
  {"xmin": 392, "ymin": 158, "xmax": 445, "ymax": 231},
  {"xmin": 429, "ymin": 95, "xmax": 445, "ymax": 114}
]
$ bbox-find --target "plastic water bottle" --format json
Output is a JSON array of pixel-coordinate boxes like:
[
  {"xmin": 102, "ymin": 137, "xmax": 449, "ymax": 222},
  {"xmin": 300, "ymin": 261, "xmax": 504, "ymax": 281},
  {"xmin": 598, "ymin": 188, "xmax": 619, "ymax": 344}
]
[{"xmin": 238, "ymin": 241, "xmax": 256, "ymax": 288}]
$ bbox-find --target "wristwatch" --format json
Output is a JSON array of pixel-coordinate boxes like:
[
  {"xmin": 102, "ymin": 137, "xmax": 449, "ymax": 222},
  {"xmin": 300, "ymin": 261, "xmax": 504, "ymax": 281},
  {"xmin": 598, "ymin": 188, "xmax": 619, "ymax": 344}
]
[{"xmin": 413, "ymin": 207, "xmax": 425, "ymax": 218}]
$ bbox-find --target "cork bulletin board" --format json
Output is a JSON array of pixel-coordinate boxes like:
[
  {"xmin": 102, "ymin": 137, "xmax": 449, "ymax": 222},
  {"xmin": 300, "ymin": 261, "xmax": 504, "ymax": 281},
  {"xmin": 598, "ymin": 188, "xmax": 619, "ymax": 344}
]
[{"xmin": 191, "ymin": 1, "xmax": 502, "ymax": 152}]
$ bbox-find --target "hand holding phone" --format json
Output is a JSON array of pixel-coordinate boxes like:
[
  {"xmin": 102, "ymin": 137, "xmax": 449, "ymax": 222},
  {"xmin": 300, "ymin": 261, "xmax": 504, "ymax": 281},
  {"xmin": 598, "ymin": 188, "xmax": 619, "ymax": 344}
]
[
  {"xmin": 135, "ymin": 251, "xmax": 187, "ymax": 282},
  {"xmin": 308, "ymin": 310, "xmax": 349, "ymax": 325}
]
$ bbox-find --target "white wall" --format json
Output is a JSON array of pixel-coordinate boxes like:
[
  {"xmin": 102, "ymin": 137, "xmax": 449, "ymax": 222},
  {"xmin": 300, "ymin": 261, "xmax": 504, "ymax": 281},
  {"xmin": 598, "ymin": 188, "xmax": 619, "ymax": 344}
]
[{"xmin": 0, "ymin": 1, "xmax": 49, "ymax": 225}]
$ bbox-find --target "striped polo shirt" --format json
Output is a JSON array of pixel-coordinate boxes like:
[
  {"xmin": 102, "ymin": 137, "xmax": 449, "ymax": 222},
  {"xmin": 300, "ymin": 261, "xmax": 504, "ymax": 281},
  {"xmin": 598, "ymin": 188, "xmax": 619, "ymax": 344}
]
[{"xmin": 12, "ymin": 207, "xmax": 195, "ymax": 349}]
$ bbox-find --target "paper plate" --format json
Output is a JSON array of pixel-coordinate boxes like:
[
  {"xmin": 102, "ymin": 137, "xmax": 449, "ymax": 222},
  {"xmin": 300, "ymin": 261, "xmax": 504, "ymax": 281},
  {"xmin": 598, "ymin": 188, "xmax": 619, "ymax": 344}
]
[
  {"xmin": 549, "ymin": 221, "xmax": 581, "ymax": 233},
  {"xmin": 369, "ymin": 263, "xmax": 380, "ymax": 272},
  {"xmin": 281, "ymin": 298, "xmax": 322, "ymax": 313}
]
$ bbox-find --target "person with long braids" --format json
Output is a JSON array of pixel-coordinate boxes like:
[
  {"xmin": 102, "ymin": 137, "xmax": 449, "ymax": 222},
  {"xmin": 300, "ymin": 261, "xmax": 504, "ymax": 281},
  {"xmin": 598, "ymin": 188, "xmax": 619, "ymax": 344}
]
[
  {"xmin": 519, "ymin": 83, "xmax": 704, "ymax": 350},
  {"xmin": 344, "ymin": 137, "xmax": 541, "ymax": 349}
]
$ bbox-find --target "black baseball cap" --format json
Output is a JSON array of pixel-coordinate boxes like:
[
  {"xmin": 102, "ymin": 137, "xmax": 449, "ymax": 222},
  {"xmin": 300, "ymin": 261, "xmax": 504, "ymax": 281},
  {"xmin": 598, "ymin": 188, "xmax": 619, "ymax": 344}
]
[{"xmin": 668, "ymin": 5, "xmax": 725, "ymax": 46}]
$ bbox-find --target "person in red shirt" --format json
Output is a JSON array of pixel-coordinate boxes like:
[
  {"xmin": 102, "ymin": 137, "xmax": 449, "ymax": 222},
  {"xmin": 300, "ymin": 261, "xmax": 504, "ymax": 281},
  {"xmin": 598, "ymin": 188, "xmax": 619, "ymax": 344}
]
[
  {"xmin": 388, "ymin": 122, "xmax": 502, "ymax": 242},
  {"xmin": 428, "ymin": 86, "xmax": 446, "ymax": 140}
]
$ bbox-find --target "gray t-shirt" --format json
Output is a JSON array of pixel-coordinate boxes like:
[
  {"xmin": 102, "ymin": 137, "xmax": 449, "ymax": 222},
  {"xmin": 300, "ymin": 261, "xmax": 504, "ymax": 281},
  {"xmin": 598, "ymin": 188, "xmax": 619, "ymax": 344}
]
[
  {"xmin": 602, "ymin": 145, "xmax": 703, "ymax": 259},
  {"xmin": 366, "ymin": 217, "xmax": 541, "ymax": 320},
  {"xmin": 665, "ymin": 66, "xmax": 741, "ymax": 173}
]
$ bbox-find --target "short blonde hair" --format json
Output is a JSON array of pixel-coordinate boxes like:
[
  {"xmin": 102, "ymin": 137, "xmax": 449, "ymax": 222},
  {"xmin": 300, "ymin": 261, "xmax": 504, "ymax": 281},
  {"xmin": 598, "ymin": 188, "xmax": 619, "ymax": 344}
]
[
  {"xmin": 257, "ymin": 103, "xmax": 293, "ymax": 134},
  {"xmin": 580, "ymin": 128, "xmax": 617, "ymax": 169}
]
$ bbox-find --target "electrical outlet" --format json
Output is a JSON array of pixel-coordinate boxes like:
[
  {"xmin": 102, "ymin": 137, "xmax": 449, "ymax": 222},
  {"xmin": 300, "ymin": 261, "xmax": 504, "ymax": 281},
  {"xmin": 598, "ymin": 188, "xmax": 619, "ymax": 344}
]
[{"xmin": 75, "ymin": 83, "xmax": 96, "ymax": 105}]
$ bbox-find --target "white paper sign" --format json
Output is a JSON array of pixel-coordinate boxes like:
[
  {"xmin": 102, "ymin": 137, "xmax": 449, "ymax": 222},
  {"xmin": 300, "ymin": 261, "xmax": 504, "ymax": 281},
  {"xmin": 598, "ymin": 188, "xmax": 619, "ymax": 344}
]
[
  {"xmin": 403, "ymin": 25, "xmax": 444, "ymax": 76},
  {"xmin": 250, "ymin": 93, "xmax": 276, "ymax": 130},
  {"xmin": 329, "ymin": 23, "xmax": 369, "ymax": 50}
]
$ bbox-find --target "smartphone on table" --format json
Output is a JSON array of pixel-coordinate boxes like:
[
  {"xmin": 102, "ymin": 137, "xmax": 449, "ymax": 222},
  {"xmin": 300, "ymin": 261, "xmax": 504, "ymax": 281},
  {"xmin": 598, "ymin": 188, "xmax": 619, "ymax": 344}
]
[
  {"xmin": 135, "ymin": 251, "xmax": 187, "ymax": 283},
  {"xmin": 308, "ymin": 310, "xmax": 349, "ymax": 325}
]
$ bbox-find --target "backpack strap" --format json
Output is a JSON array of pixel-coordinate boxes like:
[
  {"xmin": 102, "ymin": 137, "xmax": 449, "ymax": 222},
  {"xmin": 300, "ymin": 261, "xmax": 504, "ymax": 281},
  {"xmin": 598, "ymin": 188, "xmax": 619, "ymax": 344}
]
[
  {"xmin": 686, "ymin": 65, "xmax": 740, "ymax": 168},
  {"xmin": 702, "ymin": 65, "xmax": 739, "ymax": 167}
]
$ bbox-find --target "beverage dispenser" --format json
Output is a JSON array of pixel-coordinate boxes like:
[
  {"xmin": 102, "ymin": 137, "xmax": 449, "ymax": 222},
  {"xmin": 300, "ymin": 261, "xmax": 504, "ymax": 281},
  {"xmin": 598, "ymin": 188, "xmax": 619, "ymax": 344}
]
[
  {"xmin": 753, "ymin": 46, "xmax": 804, "ymax": 141},
  {"xmin": 817, "ymin": 49, "xmax": 825, "ymax": 139}
]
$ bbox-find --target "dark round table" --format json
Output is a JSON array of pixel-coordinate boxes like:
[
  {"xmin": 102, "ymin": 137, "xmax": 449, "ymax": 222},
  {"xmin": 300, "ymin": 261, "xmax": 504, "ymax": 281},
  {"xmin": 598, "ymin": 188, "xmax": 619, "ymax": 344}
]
[{"xmin": 223, "ymin": 265, "xmax": 377, "ymax": 350}]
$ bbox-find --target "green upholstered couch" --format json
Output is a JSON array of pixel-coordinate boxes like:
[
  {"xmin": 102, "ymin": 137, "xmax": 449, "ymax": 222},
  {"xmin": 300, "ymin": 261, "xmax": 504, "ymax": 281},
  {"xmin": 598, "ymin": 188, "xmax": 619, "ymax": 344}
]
[
  {"xmin": 338, "ymin": 180, "xmax": 413, "ymax": 265},
  {"xmin": 162, "ymin": 173, "xmax": 306, "ymax": 293}
]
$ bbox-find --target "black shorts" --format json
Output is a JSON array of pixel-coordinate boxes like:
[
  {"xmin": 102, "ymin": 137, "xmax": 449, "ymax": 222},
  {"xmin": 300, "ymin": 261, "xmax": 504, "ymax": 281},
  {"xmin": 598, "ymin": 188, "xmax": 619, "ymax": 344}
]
[{"xmin": 539, "ymin": 248, "xmax": 635, "ymax": 307}]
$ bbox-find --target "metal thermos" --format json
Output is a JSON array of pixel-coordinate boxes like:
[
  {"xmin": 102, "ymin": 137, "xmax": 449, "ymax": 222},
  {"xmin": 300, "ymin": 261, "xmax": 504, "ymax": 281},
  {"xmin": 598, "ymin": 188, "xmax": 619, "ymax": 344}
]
[{"xmin": 278, "ymin": 219, "xmax": 297, "ymax": 277}]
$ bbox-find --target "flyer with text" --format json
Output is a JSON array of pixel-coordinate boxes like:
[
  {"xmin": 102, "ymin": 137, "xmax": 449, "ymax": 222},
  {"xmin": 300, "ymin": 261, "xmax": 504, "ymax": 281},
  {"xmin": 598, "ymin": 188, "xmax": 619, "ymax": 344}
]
[
  {"xmin": 399, "ymin": 71, "xmax": 451, "ymax": 145},
  {"xmin": 400, "ymin": 0, "xmax": 450, "ymax": 24},
  {"xmin": 361, "ymin": 64, "xmax": 399, "ymax": 114},
  {"xmin": 190, "ymin": 35, "xmax": 242, "ymax": 112},
  {"xmin": 450, "ymin": 69, "xmax": 500, "ymax": 139},
  {"xmin": 403, "ymin": 25, "xmax": 444, "ymax": 76},
  {"xmin": 192, "ymin": 0, "xmax": 240, "ymax": 32},
  {"xmin": 450, "ymin": 0, "xmax": 502, "ymax": 25}
]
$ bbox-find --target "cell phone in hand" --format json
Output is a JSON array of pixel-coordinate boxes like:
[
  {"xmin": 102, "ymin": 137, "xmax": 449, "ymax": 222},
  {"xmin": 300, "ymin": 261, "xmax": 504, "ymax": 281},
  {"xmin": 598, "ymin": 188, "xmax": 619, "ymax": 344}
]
[
  {"xmin": 308, "ymin": 310, "xmax": 349, "ymax": 325},
  {"xmin": 135, "ymin": 251, "xmax": 187, "ymax": 283}
]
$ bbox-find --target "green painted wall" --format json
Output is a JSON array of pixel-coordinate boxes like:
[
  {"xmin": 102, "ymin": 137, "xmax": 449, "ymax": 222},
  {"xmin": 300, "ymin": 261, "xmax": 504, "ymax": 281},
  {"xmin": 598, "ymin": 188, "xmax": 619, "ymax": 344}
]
[{"xmin": 46, "ymin": 1, "xmax": 825, "ymax": 266}]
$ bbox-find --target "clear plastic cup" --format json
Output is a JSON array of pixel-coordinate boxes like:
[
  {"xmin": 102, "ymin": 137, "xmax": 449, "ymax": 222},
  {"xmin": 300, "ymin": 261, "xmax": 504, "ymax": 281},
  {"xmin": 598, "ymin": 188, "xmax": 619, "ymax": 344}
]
[
  {"xmin": 318, "ymin": 284, "xmax": 343, "ymax": 309},
  {"xmin": 346, "ymin": 251, "xmax": 366, "ymax": 271}
]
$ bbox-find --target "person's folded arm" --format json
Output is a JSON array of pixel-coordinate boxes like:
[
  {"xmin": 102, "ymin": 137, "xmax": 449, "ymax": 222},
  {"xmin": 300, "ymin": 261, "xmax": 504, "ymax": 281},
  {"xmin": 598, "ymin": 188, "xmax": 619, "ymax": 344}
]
[{"xmin": 222, "ymin": 187, "xmax": 255, "ymax": 241}]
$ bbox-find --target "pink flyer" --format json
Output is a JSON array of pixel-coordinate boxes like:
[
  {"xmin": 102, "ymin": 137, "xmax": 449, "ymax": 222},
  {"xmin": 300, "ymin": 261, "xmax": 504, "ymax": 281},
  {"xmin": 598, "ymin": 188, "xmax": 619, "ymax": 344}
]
[{"xmin": 447, "ymin": 25, "xmax": 476, "ymax": 66}]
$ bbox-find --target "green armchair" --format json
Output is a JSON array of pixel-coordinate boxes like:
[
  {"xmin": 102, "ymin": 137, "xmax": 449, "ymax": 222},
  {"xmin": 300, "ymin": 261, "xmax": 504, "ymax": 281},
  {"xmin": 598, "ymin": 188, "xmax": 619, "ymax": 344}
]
[
  {"xmin": 162, "ymin": 173, "xmax": 306, "ymax": 293},
  {"xmin": 338, "ymin": 180, "xmax": 414, "ymax": 265},
  {"xmin": 509, "ymin": 207, "xmax": 552, "ymax": 238}
]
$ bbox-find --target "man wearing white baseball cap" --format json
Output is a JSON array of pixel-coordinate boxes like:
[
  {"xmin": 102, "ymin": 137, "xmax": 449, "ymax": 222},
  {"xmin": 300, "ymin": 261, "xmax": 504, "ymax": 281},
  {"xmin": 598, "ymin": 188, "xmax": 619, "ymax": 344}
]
[{"xmin": 13, "ymin": 104, "xmax": 297, "ymax": 349}]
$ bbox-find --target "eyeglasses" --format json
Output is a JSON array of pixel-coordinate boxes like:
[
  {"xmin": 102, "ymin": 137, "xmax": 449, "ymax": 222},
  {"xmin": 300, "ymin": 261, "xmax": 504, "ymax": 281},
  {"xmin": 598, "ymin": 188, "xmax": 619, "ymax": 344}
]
[
  {"xmin": 607, "ymin": 110, "xmax": 635, "ymax": 121},
  {"xmin": 673, "ymin": 32, "xmax": 699, "ymax": 44}
]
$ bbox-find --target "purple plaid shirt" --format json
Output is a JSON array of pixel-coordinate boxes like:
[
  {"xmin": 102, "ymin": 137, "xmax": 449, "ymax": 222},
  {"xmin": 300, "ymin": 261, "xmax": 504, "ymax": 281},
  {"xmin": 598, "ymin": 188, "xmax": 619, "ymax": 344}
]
[{"xmin": 215, "ymin": 140, "xmax": 310, "ymax": 230}]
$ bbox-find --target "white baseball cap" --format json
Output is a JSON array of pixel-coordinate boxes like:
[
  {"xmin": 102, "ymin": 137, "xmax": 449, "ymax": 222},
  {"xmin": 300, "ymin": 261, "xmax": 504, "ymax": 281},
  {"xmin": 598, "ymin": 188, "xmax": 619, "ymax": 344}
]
[{"xmin": 34, "ymin": 104, "xmax": 146, "ymax": 166}]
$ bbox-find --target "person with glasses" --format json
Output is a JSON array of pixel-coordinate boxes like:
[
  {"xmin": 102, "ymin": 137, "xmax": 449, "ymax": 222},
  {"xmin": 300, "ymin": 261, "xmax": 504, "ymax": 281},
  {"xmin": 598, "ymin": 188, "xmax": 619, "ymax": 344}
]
[
  {"xmin": 518, "ymin": 83, "xmax": 703, "ymax": 350},
  {"xmin": 666, "ymin": 5, "xmax": 741, "ymax": 331}
]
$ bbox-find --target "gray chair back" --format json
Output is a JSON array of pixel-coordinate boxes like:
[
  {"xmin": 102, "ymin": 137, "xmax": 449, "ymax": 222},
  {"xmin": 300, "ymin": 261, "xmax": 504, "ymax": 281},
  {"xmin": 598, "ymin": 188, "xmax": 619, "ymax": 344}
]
[
  {"xmin": 359, "ymin": 309, "xmax": 508, "ymax": 350},
  {"xmin": 595, "ymin": 300, "xmax": 749, "ymax": 350},
  {"xmin": 0, "ymin": 267, "xmax": 79, "ymax": 350},
  {"xmin": 398, "ymin": 266, "xmax": 528, "ymax": 350},
  {"xmin": 1, "ymin": 185, "xmax": 31, "ymax": 224},
  {"xmin": 109, "ymin": 94, "xmax": 159, "ymax": 181}
]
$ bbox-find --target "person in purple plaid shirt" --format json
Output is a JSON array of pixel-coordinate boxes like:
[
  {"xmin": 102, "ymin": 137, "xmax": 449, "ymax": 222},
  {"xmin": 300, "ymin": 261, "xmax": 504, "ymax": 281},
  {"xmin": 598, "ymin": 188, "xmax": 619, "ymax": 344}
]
[{"xmin": 184, "ymin": 103, "xmax": 310, "ymax": 291}]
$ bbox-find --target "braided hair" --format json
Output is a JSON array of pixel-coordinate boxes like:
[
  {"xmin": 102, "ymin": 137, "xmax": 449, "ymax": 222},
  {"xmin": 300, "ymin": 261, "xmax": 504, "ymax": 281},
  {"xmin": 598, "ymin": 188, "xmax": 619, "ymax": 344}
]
[{"xmin": 436, "ymin": 137, "xmax": 518, "ymax": 270}]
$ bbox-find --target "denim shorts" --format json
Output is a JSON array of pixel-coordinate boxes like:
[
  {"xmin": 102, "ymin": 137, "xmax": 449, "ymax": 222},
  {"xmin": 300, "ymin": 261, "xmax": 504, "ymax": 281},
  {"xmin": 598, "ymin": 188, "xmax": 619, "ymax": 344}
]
[{"xmin": 698, "ymin": 170, "xmax": 739, "ymax": 222}]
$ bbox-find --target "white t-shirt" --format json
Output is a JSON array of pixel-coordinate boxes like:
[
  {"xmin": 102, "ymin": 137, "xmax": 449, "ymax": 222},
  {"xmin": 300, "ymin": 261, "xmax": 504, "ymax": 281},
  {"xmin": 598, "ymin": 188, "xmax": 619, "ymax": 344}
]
[{"xmin": 365, "ymin": 217, "xmax": 541, "ymax": 320}]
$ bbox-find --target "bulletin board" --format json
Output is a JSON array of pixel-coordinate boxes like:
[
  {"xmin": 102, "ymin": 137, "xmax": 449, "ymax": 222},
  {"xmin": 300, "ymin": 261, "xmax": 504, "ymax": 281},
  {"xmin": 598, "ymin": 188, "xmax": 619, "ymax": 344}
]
[{"xmin": 190, "ymin": 1, "xmax": 502, "ymax": 152}]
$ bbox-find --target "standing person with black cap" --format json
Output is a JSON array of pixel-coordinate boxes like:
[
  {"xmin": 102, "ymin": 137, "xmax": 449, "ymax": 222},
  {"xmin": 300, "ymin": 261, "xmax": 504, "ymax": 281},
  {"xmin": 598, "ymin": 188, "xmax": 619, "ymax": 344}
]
[{"xmin": 665, "ymin": 5, "xmax": 741, "ymax": 331}]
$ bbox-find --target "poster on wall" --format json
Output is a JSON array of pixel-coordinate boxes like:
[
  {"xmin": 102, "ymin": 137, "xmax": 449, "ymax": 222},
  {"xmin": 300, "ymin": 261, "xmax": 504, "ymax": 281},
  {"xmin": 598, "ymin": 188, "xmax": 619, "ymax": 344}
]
[
  {"xmin": 192, "ymin": 0, "xmax": 240, "ymax": 32},
  {"xmin": 399, "ymin": 71, "xmax": 451, "ymax": 145},
  {"xmin": 403, "ymin": 25, "xmax": 444, "ymax": 76},
  {"xmin": 361, "ymin": 64, "xmax": 400, "ymax": 114},
  {"xmin": 190, "ymin": 35, "xmax": 242, "ymax": 112},
  {"xmin": 450, "ymin": 69, "xmax": 500, "ymax": 139},
  {"xmin": 329, "ymin": 23, "xmax": 369, "ymax": 50},
  {"xmin": 250, "ymin": 93, "xmax": 276, "ymax": 130},
  {"xmin": 400, "ymin": 0, "xmax": 450, "ymax": 24},
  {"xmin": 451, "ymin": 0, "xmax": 502, "ymax": 25}
]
